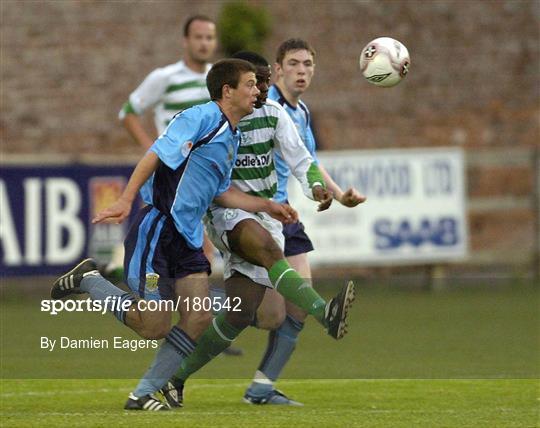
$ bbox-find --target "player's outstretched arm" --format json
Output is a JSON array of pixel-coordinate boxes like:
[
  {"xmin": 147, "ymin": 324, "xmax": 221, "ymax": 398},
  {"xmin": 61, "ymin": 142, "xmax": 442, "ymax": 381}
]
[
  {"xmin": 339, "ymin": 187, "xmax": 367, "ymax": 207},
  {"xmin": 312, "ymin": 184, "xmax": 333, "ymax": 211},
  {"xmin": 214, "ymin": 187, "xmax": 298, "ymax": 223},
  {"xmin": 319, "ymin": 164, "xmax": 366, "ymax": 207},
  {"xmin": 92, "ymin": 151, "xmax": 160, "ymax": 224},
  {"xmin": 273, "ymin": 105, "xmax": 332, "ymax": 211}
]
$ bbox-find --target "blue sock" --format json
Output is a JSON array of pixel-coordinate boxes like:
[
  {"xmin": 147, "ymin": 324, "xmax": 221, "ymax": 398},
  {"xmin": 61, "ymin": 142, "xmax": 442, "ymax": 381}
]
[
  {"xmin": 249, "ymin": 315, "xmax": 304, "ymax": 395},
  {"xmin": 80, "ymin": 275, "xmax": 135, "ymax": 323},
  {"xmin": 133, "ymin": 326, "xmax": 196, "ymax": 397}
]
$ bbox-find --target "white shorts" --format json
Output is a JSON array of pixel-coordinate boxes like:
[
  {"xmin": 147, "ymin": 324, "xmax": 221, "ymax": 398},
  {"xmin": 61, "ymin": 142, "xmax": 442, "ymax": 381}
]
[{"xmin": 204, "ymin": 207, "xmax": 284, "ymax": 287}]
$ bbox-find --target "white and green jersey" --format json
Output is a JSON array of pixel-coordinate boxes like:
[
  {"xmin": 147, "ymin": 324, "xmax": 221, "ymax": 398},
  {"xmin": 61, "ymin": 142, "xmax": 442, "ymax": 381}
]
[
  {"xmin": 232, "ymin": 99, "xmax": 324, "ymax": 200},
  {"xmin": 119, "ymin": 60, "xmax": 211, "ymax": 134}
]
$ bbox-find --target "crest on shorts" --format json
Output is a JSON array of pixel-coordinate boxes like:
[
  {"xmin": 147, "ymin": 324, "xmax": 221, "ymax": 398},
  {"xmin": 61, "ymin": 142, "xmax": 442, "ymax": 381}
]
[
  {"xmin": 145, "ymin": 272, "xmax": 159, "ymax": 291},
  {"xmin": 224, "ymin": 209, "xmax": 238, "ymax": 221}
]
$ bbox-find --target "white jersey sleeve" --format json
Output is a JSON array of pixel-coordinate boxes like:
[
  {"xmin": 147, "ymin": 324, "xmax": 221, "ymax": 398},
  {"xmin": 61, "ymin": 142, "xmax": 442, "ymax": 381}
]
[
  {"xmin": 272, "ymin": 102, "xmax": 323, "ymax": 200},
  {"xmin": 118, "ymin": 67, "xmax": 171, "ymax": 119}
]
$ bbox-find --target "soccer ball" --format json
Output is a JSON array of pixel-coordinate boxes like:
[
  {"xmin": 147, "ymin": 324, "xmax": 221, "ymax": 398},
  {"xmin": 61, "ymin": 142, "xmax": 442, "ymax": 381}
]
[{"xmin": 359, "ymin": 37, "xmax": 410, "ymax": 87}]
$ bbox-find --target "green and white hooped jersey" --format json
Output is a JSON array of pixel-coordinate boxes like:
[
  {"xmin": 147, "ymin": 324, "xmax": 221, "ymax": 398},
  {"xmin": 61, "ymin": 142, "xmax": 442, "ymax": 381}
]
[
  {"xmin": 233, "ymin": 99, "xmax": 324, "ymax": 200},
  {"xmin": 119, "ymin": 60, "xmax": 211, "ymax": 134}
]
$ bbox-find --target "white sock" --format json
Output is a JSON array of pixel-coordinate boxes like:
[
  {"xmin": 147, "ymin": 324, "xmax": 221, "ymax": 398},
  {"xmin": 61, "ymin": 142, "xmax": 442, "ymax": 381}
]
[{"xmin": 253, "ymin": 370, "xmax": 273, "ymax": 385}]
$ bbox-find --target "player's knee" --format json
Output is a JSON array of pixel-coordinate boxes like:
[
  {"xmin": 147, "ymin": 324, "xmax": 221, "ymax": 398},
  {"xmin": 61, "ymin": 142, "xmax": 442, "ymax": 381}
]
[
  {"xmin": 226, "ymin": 308, "xmax": 255, "ymax": 330},
  {"xmin": 139, "ymin": 322, "xmax": 170, "ymax": 340},
  {"xmin": 187, "ymin": 310, "xmax": 213, "ymax": 337},
  {"xmin": 258, "ymin": 243, "xmax": 285, "ymax": 269},
  {"xmin": 257, "ymin": 306, "xmax": 286, "ymax": 330}
]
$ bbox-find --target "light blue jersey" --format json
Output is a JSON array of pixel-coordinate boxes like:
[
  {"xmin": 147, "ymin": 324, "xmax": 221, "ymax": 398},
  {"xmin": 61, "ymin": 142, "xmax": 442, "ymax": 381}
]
[
  {"xmin": 268, "ymin": 84, "xmax": 319, "ymax": 202},
  {"xmin": 141, "ymin": 101, "xmax": 239, "ymax": 249}
]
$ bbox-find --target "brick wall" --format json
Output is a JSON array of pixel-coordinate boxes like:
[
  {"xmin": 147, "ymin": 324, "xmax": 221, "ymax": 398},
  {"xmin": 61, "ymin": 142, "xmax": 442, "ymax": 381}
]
[{"xmin": 2, "ymin": 0, "xmax": 539, "ymax": 268}]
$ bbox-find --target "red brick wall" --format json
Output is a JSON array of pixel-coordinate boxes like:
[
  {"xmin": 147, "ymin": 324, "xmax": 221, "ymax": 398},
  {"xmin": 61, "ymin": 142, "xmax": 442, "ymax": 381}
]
[{"xmin": 2, "ymin": 0, "xmax": 539, "ymax": 267}]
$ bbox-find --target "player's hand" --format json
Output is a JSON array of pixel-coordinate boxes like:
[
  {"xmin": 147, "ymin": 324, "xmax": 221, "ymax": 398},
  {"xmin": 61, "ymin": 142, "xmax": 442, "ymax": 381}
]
[
  {"xmin": 339, "ymin": 188, "xmax": 366, "ymax": 207},
  {"xmin": 266, "ymin": 201, "xmax": 298, "ymax": 224},
  {"xmin": 92, "ymin": 197, "xmax": 132, "ymax": 224},
  {"xmin": 312, "ymin": 185, "xmax": 333, "ymax": 212}
]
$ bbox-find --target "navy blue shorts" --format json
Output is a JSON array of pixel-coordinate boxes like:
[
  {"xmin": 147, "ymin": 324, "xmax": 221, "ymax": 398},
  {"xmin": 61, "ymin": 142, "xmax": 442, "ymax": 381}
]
[
  {"xmin": 123, "ymin": 205, "xmax": 211, "ymax": 301},
  {"xmin": 282, "ymin": 220, "xmax": 314, "ymax": 257}
]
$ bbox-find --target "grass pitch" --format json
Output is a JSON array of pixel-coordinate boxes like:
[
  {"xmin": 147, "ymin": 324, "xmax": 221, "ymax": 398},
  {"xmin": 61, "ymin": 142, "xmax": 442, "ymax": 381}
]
[
  {"xmin": 1, "ymin": 280, "xmax": 539, "ymax": 426},
  {"xmin": 1, "ymin": 378, "xmax": 537, "ymax": 427}
]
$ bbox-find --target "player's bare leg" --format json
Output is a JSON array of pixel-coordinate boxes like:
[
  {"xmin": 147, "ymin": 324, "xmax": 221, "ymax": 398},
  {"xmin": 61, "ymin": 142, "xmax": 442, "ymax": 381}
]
[
  {"xmin": 247, "ymin": 252, "xmax": 353, "ymax": 405},
  {"xmin": 227, "ymin": 220, "xmax": 344, "ymax": 405},
  {"xmin": 204, "ymin": 231, "xmax": 243, "ymax": 356},
  {"xmin": 51, "ymin": 258, "xmax": 173, "ymax": 340},
  {"xmin": 224, "ymin": 218, "xmax": 353, "ymax": 337},
  {"xmin": 174, "ymin": 272, "xmax": 212, "ymax": 339},
  {"xmin": 123, "ymin": 304, "xmax": 172, "ymax": 340},
  {"xmin": 163, "ymin": 272, "xmax": 265, "ymax": 402},
  {"xmin": 255, "ymin": 288, "xmax": 286, "ymax": 330},
  {"xmin": 161, "ymin": 218, "xmax": 354, "ymax": 407},
  {"xmin": 127, "ymin": 272, "xmax": 212, "ymax": 410},
  {"xmin": 246, "ymin": 252, "xmax": 310, "ymax": 405}
]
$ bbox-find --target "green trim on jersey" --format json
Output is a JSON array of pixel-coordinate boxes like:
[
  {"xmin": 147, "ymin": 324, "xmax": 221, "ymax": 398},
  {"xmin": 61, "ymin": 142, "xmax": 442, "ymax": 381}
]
[
  {"xmin": 247, "ymin": 184, "xmax": 277, "ymax": 199},
  {"xmin": 232, "ymin": 162, "xmax": 275, "ymax": 181},
  {"xmin": 122, "ymin": 101, "xmax": 137, "ymax": 115},
  {"xmin": 237, "ymin": 139, "xmax": 274, "ymax": 155},
  {"xmin": 165, "ymin": 80, "xmax": 207, "ymax": 94},
  {"xmin": 164, "ymin": 98, "xmax": 209, "ymax": 111},
  {"xmin": 307, "ymin": 162, "xmax": 326, "ymax": 189},
  {"xmin": 238, "ymin": 116, "xmax": 278, "ymax": 132}
]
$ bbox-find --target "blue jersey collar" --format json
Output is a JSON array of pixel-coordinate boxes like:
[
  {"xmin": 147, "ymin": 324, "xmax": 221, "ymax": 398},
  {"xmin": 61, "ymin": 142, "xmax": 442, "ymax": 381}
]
[
  {"xmin": 214, "ymin": 101, "xmax": 239, "ymax": 132},
  {"xmin": 272, "ymin": 84, "xmax": 298, "ymax": 110}
]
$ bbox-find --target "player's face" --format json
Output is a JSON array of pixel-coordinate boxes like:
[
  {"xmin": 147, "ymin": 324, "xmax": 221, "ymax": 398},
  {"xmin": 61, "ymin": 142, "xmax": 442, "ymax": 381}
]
[
  {"xmin": 254, "ymin": 65, "xmax": 271, "ymax": 108},
  {"xmin": 276, "ymin": 49, "xmax": 315, "ymax": 97},
  {"xmin": 183, "ymin": 20, "xmax": 217, "ymax": 64},
  {"xmin": 230, "ymin": 71, "xmax": 260, "ymax": 116}
]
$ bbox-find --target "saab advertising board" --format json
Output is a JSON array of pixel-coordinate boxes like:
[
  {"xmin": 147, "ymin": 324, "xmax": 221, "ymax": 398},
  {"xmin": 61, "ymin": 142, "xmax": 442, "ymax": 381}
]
[{"xmin": 287, "ymin": 148, "xmax": 468, "ymax": 266}]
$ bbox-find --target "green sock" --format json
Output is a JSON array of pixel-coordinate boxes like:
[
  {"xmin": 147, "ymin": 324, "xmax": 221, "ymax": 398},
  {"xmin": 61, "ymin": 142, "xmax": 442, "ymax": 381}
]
[
  {"xmin": 268, "ymin": 259, "xmax": 326, "ymax": 325},
  {"xmin": 174, "ymin": 313, "xmax": 244, "ymax": 382}
]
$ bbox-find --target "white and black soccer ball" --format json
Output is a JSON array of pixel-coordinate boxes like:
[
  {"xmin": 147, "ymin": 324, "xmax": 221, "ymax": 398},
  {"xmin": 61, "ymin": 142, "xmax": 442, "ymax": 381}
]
[{"xmin": 359, "ymin": 37, "xmax": 410, "ymax": 87}]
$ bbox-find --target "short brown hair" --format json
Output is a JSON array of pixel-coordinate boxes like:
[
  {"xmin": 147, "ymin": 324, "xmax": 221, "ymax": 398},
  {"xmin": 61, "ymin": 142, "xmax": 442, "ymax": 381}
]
[
  {"xmin": 206, "ymin": 59, "xmax": 256, "ymax": 100},
  {"xmin": 183, "ymin": 15, "xmax": 215, "ymax": 37},
  {"xmin": 276, "ymin": 38, "xmax": 316, "ymax": 64}
]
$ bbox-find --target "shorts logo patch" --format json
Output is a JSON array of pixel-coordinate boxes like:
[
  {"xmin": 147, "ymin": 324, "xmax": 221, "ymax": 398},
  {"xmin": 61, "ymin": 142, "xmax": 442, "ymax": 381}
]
[
  {"xmin": 224, "ymin": 209, "xmax": 238, "ymax": 221},
  {"xmin": 145, "ymin": 273, "xmax": 159, "ymax": 291},
  {"xmin": 181, "ymin": 140, "xmax": 194, "ymax": 157}
]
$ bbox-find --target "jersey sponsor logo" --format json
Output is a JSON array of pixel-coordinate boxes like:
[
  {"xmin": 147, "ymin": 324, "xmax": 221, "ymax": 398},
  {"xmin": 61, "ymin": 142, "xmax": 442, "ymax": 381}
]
[
  {"xmin": 235, "ymin": 153, "xmax": 271, "ymax": 168},
  {"xmin": 181, "ymin": 141, "xmax": 193, "ymax": 157}
]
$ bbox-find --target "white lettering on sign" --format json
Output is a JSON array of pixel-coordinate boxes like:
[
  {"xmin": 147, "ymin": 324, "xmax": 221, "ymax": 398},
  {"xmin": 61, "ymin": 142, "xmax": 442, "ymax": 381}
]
[
  {"xmin": 0, "ymin": 178, "xmax": 85, "ymax": 267},
  {"xmin": 0, "ymin": 180, "xmax": 22, "ymax": 265},
  {"xmin": 45, "ymin": 178, "xmax": 85, "ymax": 264},
  {"xmin": 24, "ymin": 179, "xmax": 42, "ymax": 264}
]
